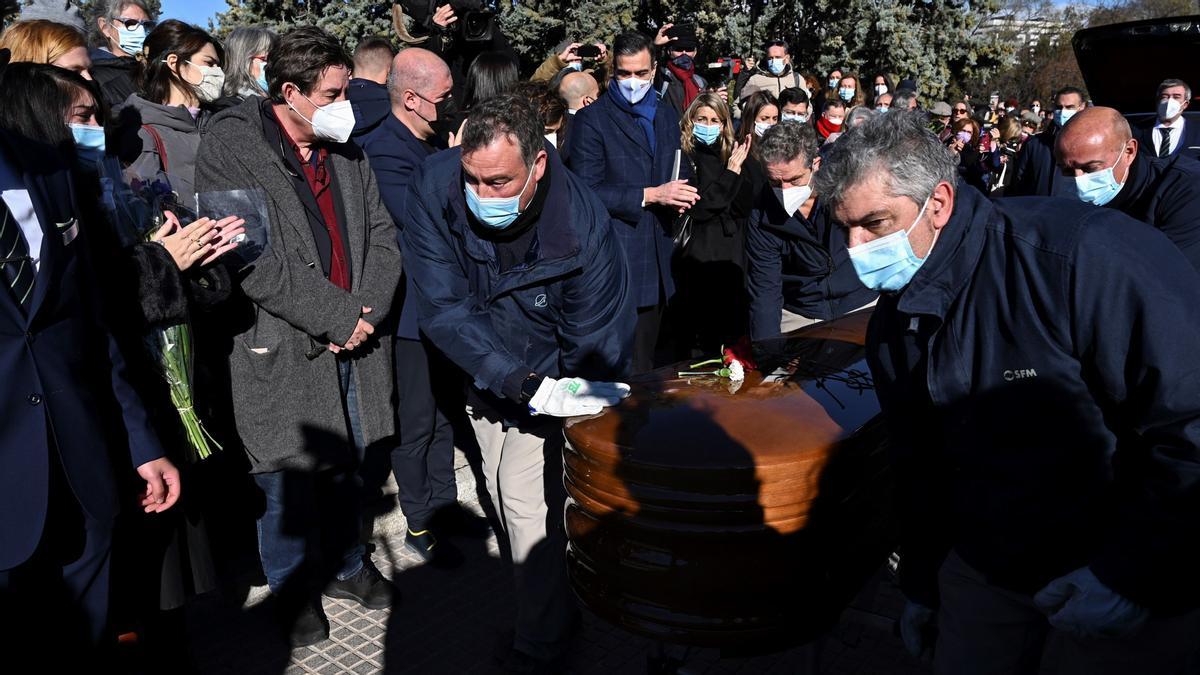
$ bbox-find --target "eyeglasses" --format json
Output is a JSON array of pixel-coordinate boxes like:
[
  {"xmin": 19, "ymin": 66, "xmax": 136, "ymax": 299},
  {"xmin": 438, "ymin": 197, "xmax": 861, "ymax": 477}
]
[
  {"xmin": 952, "ymin": 108, "xmax": 968, "ymax": 114},
  {"xmin": 111, "ymin": 17, "xmax": 155, "ymax": 30}
]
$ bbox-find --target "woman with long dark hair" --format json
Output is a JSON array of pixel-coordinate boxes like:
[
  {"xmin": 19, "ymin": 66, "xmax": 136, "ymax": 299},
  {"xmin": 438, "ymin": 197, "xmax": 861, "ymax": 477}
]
[
  {"xmin": 462, "ymin": 50, "xmax": 519, "ymax": 111},
  {"xmin": 116, "ymin": 19, "xmax": 224, "ymax": 211}
]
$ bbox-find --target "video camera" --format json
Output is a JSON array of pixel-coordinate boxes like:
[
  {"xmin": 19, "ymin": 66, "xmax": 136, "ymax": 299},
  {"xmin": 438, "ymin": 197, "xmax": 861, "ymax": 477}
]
[{"xmin": 397, "ymin": 0, "xmax": 496, "ymax": 43}]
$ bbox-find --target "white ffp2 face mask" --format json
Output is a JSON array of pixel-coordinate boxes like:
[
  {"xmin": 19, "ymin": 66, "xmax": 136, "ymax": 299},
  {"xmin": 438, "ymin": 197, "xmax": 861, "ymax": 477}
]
[
  {"xmin": 289, "ymin": 88, "xmax": 356, "ymax": 143},
  {"xmin": 1159, "ymin": 97, "xmax": 1183, "ymax": 122},
  {"xmin": 774, "ymin": 184, "xmax": 812, "ymax": 215}
]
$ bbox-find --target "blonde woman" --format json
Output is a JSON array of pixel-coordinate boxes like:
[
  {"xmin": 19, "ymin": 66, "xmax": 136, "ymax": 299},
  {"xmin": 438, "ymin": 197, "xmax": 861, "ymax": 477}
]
[
  {"xmin": 672, "ymin": 92, "xmax": 759, "ymax": 356},
  {"xmin": 0, "ymin": 19, "xmax": 93, "ymax": 79}
]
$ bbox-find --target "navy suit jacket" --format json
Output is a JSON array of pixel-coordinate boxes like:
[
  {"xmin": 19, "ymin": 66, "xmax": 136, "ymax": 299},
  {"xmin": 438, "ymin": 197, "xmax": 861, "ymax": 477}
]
[
  {"xmin": 567, "ymin": 92, "xmax": 689, "ymax": 308},
  {"xmin": 353, "ymin": 112, "xmax": 436, "ymax": 340},
  {"xmin": 0, "ymin": 130, "xmax": 162, "ymax": 569},
  {"xmin": 1133, "ymin": 117, "xmax": 1200, "ymax": 162}
]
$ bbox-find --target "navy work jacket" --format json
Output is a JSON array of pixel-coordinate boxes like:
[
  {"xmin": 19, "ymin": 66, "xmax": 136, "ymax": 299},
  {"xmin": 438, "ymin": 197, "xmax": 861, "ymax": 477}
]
[
  {"xmin": 1103, "ymin": 151, "xmax": 1200, "ymax": 273},
  {"xmin": 746, "ymin": 192, "xmax": 876, "ymax": 340},
  {"xmin": 401, "ymin": 144, "xmax": 636, "ymax": 419},
  {"xmin": 867, "ymin": 183, "xmax": 1200, "ymax": 613}
]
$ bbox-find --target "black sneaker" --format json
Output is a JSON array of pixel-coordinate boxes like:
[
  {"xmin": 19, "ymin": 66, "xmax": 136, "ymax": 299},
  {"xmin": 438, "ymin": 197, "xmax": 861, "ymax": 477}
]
[
  {"xmin": 405, "ymin": 528, "xmax": 464, "ymax": 569},
  {"xmin": 498, "ymin": 647, "xmax": 564, "ymax": 675},
  {"xmin": 323, "ymin": 559, "xmax": 394, "ymax": 610},
  {"xmin": 285, "ymin": 601, "xmax": 329, "ymax": 648},
  {"xmin": 432, "ymin": 503, "xmax": 493, "ymax": 539}
]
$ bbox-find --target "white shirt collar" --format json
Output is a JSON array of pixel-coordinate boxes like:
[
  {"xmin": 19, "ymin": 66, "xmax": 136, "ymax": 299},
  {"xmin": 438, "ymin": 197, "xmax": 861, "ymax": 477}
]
[{"xmin": 1157, "ymin": 117, "xmax": 1184, "ymax": 130}]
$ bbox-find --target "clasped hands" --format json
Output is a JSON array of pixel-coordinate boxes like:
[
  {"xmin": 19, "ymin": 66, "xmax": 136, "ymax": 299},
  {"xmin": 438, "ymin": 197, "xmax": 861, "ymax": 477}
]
[{"xmin": 328, "ymin": 306, "xmax": 374, "ymax": 354}]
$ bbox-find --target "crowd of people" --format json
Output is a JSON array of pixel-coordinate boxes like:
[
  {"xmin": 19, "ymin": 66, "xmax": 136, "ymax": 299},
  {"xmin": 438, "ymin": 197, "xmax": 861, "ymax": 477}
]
[{"xmin": 1, "ymin": 1, "xmax": 1199, "ymax": 674}]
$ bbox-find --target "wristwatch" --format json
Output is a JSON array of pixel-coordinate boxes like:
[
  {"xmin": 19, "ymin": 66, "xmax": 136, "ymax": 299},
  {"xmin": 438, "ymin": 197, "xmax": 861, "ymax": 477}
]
[{"xmin": 520, "ymin": 372, "xmax": 543, "ymax": 404}]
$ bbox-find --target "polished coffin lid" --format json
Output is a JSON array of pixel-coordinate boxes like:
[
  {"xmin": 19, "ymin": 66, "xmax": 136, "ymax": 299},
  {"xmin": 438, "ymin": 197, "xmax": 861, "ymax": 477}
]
[{"xmin": 564, "ymin": 310, "xmax": 883, "ymax": 536}]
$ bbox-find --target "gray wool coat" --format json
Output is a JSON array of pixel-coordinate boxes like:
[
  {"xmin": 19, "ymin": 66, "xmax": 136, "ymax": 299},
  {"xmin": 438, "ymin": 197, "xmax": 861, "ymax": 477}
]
[{"xmin": 195, "ymin": 97, "xmax": 403, "ymax": 473}]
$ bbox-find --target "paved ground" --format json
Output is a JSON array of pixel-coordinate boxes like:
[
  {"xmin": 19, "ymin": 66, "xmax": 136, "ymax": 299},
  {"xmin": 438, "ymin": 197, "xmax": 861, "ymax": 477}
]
[{"xmin": 184, "ymin": 448, "xmax": 931, "ymax": 675}]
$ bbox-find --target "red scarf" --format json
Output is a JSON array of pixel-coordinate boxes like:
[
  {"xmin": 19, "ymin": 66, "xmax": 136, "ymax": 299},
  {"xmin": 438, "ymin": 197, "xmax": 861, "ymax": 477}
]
[
  {"xmin": 816, "ymin": 116, "xmax": 842, "ymax": 139},
  {"xmin": 666, "ymin": 60, "xmax": 700, "ymax": 110}
]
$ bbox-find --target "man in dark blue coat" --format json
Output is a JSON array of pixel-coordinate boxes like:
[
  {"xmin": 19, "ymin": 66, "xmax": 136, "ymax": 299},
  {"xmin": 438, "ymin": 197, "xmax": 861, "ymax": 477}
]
[
  {"xmin": 1058, "ymin": 106, "xmax": 1200, "ymax": 272},
  {"xmin": 746, "ymin": 121, "xmax": 876, "ymax": 340},
  {"xmin": 353, "ymin": 47, "xmax": 479, "ymax": 565},
  {"xmin": 567, "ymin": 31, "xmax": 698, "ymax": 372},
  {"xmin": 1006, "ymin": 85, "xmax": 1088, "ymax": 197},
  {"xmin": 403, "ymin": 94, "xmax": 635, "ymax": 670},
  {"xmin": 1133, "ymin": 78, "xmax": 1200, "ymax": 162},
  {"xmin": 347, "ymin": 36, "xmax": 394, "ymax": 138},
  {"xmin": 815, "ymin": 111, "xmax": 1200, "ymax": 673},
  {"xmin": 0, "ymin": 129, "xmax": 178, "ymax": 659}
]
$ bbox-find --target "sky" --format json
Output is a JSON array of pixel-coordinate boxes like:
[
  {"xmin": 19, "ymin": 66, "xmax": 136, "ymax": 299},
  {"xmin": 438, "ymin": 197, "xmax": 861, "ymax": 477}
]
[{"xmin": 159, "ymin": 0, "xmax": 226, "ymax": 28}]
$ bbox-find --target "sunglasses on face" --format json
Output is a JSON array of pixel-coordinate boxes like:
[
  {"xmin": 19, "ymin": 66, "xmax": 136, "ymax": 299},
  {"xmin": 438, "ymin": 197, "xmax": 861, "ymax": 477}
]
[
  {"xmin": 112, "ymin": 17, "xmax": 155, "ymax": 30},
  {"xmin": 953, "ymin": 108, "xmax": 968, "ymax": 114}
]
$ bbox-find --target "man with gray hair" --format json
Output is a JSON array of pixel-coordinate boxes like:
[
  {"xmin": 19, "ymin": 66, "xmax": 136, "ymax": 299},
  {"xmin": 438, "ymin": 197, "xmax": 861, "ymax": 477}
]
[
  {"xmin": 403, "ymin": 93, "xmax": 635, "ymax": 670},
  {"xmin": 745, "ymin": 120, "xmax": 875, "ymax": 340},
  {"xmin": 1056, "ymin": 106, "xmax": 1200, "ymax": 272},
  {"xmin": 1133, "ymin": 77, "xmax": 1200, "ymax": 161},
  {"xmin": 815, "ymin": 110, "xmax": 1200, "ymax": 673}
]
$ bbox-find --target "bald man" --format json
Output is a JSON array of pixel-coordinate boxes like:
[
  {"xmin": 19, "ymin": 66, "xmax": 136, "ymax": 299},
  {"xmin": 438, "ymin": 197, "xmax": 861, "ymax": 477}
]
[
  {"xmin": 352, "ymin": 47, "xmax": 484, "ymax": 566},
  {"xmin": 556, "ymin": 71, "xmax": 598, "ymax": 164},
  {"xmin": 559, "ymin": 70, "xmax": 599, "ymax": 114},
  {"xmin": 1056, "ymin": 106, "xmax": 1200, "ymax": 272}
]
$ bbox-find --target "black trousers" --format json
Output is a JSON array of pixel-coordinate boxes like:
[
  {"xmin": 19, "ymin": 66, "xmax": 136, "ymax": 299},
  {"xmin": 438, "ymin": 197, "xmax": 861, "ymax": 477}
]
[
  {"xmin": 391, "ymin": 337, "xmax": 459, "ymax": 531},
  {"xmin": 632, "ymin": 302, "xmax": 664, "ymax": 374},
  {"xmin": 0, "ymin": 451, "xmax": 114, "ymax": 669}
]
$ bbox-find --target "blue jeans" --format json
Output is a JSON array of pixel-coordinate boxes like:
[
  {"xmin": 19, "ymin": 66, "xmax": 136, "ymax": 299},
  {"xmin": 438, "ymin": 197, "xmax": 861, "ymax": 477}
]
[{"xmin": 253, "ymin": 359, "xmax": 366, "ymax": 594}]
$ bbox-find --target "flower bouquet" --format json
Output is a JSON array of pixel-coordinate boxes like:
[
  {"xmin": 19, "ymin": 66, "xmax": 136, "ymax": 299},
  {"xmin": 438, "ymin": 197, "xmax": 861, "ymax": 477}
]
[{"xmin": 131, "ymin": 177, "xmax": 222, "ymax": 462}]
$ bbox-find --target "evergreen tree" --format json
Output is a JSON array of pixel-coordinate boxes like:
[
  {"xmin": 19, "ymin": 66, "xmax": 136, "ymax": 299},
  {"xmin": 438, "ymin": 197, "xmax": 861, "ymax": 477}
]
[{"xmin": 212, "ymin": 0, "xmax": 393, "ymax": 50}]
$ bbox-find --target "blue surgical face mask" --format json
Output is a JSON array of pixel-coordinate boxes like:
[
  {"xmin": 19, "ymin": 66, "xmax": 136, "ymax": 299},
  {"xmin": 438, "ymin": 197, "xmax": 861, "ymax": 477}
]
[
  {"xmin": 692, "ymin": 122, "xmax": 720, "ymax": 145},
  {"xmin": 781, "ymin": 112, "xmax": 808, "ymax": 123},
  {"xmin": 567, "ymin": 61, "xmax": 583, "ymax": 72},
  {"xmin": 1055, "ymin": 108, "xmax": 1076, "ymax": 127},
  {"xmin": 847, "ymin": 197, "xmax": 936, "ymax": 292},
  {"xmin": 465, "ymin": 164, "xmax": 536, "ymax": 230},
  {"xmin": 768, "ymin": 58, "xmax": 786, "ymax": 75},
  {"xmin": 115, "ymin": 24, "xmax": 146, "ymax": 56},
  {"xmin": 839, "ymin": 87, "xmax": 855, "ymax": 102},
  {"xmin": 876, "ymin": 106, "xmax": 889, "ymax": 114},
  {"xmin": 753, "ymin": 120, "xmax": 774, "ymax": 137},
  {"xmin": 255, "ymin": 62, "xmax": 269, "ymax": 93},
  {"xmin": 69, "ymin": 123, "xmax": 106, "ymax": 162},
  {"xmin": 1072, "ymin": 153, "xmax": 1125, "ymax": 207},
  {"xmin": 616, "ymin": 76, "xmax": 652, "ymax": 105},
  {"xmin": 828, "ymin": 77, "xmax": 839, "ymax": 88}
]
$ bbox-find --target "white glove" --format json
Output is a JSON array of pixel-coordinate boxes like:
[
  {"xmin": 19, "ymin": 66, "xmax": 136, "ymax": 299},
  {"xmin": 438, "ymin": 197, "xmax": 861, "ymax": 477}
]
[{"xmin": 527, "ymin": 377, "xmax": 631, "ymax": 417}]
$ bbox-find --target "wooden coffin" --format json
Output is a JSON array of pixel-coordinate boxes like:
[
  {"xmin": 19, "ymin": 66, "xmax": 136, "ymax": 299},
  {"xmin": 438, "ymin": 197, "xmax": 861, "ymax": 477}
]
[{"xmin": 563, "ymin": 311, "xmax": 898, "ymax": 649}]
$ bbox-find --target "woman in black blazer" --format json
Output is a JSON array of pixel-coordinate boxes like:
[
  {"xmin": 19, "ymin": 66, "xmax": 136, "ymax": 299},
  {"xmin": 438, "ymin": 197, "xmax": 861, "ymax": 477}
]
[{"xmin": 669, "ymin": 91, "xmax": 763, "ymax": 357}]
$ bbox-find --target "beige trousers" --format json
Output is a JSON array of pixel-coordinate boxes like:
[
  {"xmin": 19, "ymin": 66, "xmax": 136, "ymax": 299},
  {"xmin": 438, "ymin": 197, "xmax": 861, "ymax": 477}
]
[{"xmin": 465, "ymin": 393, "xmax": 573, "ymax": 658}]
